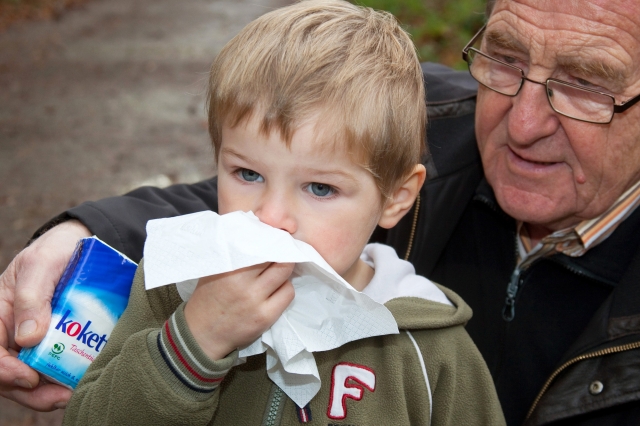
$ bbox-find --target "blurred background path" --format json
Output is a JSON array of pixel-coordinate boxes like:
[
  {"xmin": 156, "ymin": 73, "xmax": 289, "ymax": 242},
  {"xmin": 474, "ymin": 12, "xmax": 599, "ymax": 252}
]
[{"xmin": 0, "ymin": 0, "xmax": 285, "ymax": 423}]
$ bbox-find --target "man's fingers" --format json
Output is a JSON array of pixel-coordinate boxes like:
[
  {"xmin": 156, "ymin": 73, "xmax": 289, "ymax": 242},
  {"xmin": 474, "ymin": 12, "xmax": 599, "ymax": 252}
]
[
  {"xmin": 10, "ymin": 249, "xmax": 57, "ymax": 349},
  {"xmin": 0, "ymin": 345, "xmax": 41, "ymax": 389},
  {"xmin": 0, "ymin": 382, "xmax": 73, "ymax": 412},
  {"xmin": 0, "ymin": 261, "xmax": 18, "ymax": 350},
  {"xmin": 12, "ymin": 220, "xmax": 91, "ymax": 349}
]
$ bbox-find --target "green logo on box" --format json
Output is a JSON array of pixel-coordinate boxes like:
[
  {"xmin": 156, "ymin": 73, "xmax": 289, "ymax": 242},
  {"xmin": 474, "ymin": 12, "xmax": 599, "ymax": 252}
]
[{"xmin": 52, "ymin": 343, "xmax": 65, "ymax": 355}]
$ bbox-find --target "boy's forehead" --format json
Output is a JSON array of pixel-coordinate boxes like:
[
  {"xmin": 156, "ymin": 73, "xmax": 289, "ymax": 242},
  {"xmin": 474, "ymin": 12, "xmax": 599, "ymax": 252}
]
[{"xmin": 223, "ymin": 111, "xmax": 369, "ymax": 166}]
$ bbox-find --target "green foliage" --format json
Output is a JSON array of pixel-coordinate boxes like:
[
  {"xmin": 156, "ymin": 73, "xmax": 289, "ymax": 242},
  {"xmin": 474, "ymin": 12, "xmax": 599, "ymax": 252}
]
[{"xmin": 354, "ymin": 0, "xmax": 486, "ymax": 69}]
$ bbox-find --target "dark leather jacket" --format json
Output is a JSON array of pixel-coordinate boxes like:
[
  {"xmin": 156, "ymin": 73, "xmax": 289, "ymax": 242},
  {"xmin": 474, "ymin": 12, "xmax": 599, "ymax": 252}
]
[
  {"xmin": 386, "ymin": 63, "xmax": 640, "ymax": 425},
  {"xmin": 42, "ymin": 63, "xmax": 640, "ymax": 425}
]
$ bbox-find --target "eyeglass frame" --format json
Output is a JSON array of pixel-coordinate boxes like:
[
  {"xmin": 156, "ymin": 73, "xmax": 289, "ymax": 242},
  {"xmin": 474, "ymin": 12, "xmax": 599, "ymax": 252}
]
[{"xmin": 461, "ymin": 24, "xmax": 640, "ymax": 124}]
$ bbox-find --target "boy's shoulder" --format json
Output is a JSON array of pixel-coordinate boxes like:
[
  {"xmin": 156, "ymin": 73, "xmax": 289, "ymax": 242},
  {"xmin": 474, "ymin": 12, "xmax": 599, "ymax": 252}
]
[
  {"xmin": 361, "ymin": 243, "xmax": 471, "ymax": 331},
  {"xmin": 384, "ymin": 284, "xmax": 471, "ymax": 332}
]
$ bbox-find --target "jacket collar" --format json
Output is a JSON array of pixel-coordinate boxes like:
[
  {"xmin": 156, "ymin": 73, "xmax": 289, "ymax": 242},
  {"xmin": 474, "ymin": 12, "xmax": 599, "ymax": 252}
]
[
  {"xmin": 473, "ymin": 178, "xmax": 640, "ymax": 287},
  {"xmin": 473, "ymin": 179, "xmax": 640, "ymax": 357}
]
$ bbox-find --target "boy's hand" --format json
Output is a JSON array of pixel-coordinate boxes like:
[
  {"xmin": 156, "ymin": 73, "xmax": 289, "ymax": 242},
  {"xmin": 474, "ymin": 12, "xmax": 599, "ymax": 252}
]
[{"xmin": 184, "ymin": 262, "xmax": 295, "ymax": 361}]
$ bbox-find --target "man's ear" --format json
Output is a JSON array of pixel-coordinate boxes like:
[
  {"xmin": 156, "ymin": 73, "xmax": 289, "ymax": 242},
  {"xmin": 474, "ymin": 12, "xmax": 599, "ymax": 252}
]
[{"xmin": 378, "ymin": 164, "xmax": 426, "ymax": 229}]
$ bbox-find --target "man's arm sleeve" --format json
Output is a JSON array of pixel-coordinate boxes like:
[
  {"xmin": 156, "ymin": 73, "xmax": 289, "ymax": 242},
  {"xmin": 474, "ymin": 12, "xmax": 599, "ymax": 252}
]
[{"xmin": 32, "ymin": 177, "xmax": 219, "ymax": 262}]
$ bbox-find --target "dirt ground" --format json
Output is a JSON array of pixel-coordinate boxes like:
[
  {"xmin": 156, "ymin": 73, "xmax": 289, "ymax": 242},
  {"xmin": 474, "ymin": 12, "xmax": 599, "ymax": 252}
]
[{"xmin": 0, "ymin": 0, "xmax": 285, "ymax": 423}]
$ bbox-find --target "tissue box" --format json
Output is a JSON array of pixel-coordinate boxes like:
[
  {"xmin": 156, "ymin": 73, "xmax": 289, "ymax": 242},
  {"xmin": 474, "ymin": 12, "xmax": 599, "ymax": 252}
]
[{"xmin": 18, "ymin": 237, "xmax": 137, "ymax": 389}]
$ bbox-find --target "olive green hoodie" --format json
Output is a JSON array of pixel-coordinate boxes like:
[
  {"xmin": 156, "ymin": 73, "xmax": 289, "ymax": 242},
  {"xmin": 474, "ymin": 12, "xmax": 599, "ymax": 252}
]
[{"xmin": 64, "ymin": 244, "xmax": 505, "ymax": 425}]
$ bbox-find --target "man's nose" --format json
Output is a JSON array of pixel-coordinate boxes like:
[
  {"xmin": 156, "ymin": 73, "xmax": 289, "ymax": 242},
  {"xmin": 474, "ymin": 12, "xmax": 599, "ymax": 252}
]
[
  {"xmin": 507, "ymin": 77, "xmax": 561, "ymax": 146},
  {"xmin": 254, "ymin": 194, "xmax": 298, "ymax": 235}
]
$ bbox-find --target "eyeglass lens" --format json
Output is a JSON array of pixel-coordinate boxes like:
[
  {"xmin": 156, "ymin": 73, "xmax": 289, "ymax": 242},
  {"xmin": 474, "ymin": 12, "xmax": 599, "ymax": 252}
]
[{"xmin": 467, "ymin": 49, "xmax": 614, "ymax": 123}]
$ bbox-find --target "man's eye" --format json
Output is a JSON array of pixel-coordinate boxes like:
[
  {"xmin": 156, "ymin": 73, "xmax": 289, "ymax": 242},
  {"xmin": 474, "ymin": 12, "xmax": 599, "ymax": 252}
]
[
  {"xmin": 575, "ymin": 77, "xmax": 594, "ymax": 87},
  {"xmin": 499, "ymin": 55, "xmax": 517, "ymax": 65},
  {"xmin": 239, "ymin": 169, "xmax": 264, "ymax": 182},
  {"xmin": 307, "ymin": 182, "xmax": 334, "ymax": 197}
]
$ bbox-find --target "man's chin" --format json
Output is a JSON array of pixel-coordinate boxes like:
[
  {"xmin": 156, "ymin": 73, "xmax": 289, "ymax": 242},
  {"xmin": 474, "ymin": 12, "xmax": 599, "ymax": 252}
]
[{"xmin": 493, "ymin": 185, "xmax": 575, "ymax": 229}]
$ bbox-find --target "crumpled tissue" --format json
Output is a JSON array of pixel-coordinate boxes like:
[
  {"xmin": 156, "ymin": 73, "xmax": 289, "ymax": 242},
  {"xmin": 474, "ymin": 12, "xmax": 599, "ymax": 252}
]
[{"xmin": 143, "ymin": 210, "xmax": 398, "ymax": 408}]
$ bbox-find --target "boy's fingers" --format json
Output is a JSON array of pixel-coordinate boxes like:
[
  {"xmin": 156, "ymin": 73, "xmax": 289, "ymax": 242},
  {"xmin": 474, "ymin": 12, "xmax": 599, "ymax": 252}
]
[
  {"xmin": 266, "ymin": 279, "xmax": 295, "ymax": 313},
  {"xmin": 258, "ymin": 262, "xmax": 295, "ymax": 295}
]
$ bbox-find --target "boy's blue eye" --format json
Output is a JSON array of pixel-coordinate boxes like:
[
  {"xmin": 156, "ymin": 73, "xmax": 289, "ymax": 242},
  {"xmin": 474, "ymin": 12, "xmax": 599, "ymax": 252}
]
[
  {"xmin": 308, "ymin": 183, "xmax": 333, "ymax": 197},
  {"xmin": 240, "ymin": 169, "xmax": 263, "ymax": 182}
]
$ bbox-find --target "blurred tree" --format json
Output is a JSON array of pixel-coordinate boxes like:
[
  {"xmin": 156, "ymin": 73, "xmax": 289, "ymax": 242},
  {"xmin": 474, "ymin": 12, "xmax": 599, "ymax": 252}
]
[{"xmin": 354, "ymin": 0, "xmax": 486, "ymax": 69}]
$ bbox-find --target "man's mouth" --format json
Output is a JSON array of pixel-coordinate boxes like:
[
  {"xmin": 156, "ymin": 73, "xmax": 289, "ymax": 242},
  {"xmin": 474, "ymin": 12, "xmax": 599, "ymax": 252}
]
[
  {"xmin": 527, "ymin": 159, "xmax": 555, "ymax": 166},
  {"xmin": 507, "ymin": 148, "xmax": 561, "ymax": 172}
]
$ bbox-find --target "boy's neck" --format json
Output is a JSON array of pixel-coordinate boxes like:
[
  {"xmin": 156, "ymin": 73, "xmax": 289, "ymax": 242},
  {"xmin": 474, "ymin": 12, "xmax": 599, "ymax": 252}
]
[{"xmin": 343, "ymin": 258, "xmax": 375, "ymax": 291}]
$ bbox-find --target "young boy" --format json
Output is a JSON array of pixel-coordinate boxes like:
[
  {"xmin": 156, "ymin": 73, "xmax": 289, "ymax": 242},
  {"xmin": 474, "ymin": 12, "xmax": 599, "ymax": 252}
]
[{"xmin": 64, "ymin": 1, "xmax": 505, "ymax": 424}]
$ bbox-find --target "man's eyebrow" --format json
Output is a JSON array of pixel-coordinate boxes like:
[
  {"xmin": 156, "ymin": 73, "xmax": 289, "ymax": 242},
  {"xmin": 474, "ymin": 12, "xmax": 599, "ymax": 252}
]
[
  {"xmin": 484, "ymin": 30, "xmax": 528, "ymax": 54},
  {"xmin": 485, "ymin": 30, "xmax": 626, "ymax": 91},
  {"xmin": 556, "ymin": 57, "xmax": 625, "ymax": 90}
]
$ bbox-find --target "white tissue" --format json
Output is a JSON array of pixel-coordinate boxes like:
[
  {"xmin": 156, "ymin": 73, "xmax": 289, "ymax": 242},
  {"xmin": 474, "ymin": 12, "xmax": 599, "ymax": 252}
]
[{"xmin": 143, "ymin": 210, "xmax": 398, "ymax": 408}]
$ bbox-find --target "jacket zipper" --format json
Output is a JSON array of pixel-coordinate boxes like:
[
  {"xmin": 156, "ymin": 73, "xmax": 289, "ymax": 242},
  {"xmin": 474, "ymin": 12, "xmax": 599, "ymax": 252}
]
[
  {"xmin": 502, "ymin": 232, "xmax": 521, "ymax": 321},
  {"xmin": 526, "ymin": 340, "xmax": 640, "ymax": 421},
  {"xmin": 503, "ymin": 240, "xmax": 609, "ymax": 322},
  {"xmin": 473, "ymin": 194, "xmax": 525, "ymax": 321},
  {"xmin": 404, "ymin": 193, "xmax": 421, "ymax": 261},
  {"xmin": 263, "ymin": 386, "xmax": 284, "ymax": 426}
]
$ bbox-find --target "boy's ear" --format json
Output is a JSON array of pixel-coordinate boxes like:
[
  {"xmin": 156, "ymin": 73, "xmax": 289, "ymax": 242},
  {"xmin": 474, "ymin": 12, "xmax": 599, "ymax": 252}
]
[{"xmin": 378, "ymin": 164, "xmax": 426, "ymax": 229}]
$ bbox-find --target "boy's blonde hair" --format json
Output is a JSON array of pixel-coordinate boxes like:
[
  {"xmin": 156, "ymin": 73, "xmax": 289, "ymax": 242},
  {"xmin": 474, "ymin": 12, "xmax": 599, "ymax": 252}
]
[{"xmin": 207, "ymin": 0, "xmax": 426, "ymax": 198}]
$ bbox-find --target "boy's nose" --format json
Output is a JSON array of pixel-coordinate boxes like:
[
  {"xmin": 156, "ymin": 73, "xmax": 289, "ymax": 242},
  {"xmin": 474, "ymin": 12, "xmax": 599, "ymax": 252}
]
[{"xmin": 254, "ymin": 198, "xmax": 298, "ymax": 235}]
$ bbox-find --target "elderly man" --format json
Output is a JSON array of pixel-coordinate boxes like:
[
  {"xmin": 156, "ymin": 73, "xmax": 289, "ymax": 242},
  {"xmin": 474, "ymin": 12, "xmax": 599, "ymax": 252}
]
[{"xmin": 2, "ymin": 0, "xmax": 640, "ymax": 424}]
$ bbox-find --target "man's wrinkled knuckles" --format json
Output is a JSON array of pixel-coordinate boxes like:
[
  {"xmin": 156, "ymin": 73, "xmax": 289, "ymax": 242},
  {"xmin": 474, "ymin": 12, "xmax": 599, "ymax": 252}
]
[
  {"xmin": 12, "ymin": 284, "xmax": 52, "ymax": 313},
  {"xmin": 0, "ymin": 386, "xmax": 69, "ymax": 412},
  {"xmin": 0, "ymin": 348, "xmax": 29, "ymax": 382},
  {"xmin": 0, "ymin": 258, "xmax": 18, "ymax": 295},
  {"xmin": 0, "ymin": 317, "xmax": 10, "ymax": 349},
  {"xmin": 16, "ymin": 242, "xmax": 65, "ymax": 279}
]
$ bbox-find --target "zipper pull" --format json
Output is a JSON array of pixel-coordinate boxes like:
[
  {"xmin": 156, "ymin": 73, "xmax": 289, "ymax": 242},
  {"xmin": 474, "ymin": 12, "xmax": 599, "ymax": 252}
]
[{"xmin": 502, "ymin": 268, "xmax": 521, "ymax": 321}]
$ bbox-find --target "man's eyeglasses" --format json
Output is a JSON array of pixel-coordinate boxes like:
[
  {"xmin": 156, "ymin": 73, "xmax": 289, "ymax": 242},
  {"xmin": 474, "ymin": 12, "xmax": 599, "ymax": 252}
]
[{"xmin": 462, "ymin": 25, "xmax": 640, "ymax": 124}]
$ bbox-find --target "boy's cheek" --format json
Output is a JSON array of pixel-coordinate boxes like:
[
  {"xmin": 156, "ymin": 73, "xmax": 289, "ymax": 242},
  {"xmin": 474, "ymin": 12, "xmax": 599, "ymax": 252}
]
[
  {"xmin": 217, "ymin": 179, "xmax": 252, "ymax": 215},
  {"xmin": 310, "ymin": 226, "xmax": 366, "ymax": 272}
]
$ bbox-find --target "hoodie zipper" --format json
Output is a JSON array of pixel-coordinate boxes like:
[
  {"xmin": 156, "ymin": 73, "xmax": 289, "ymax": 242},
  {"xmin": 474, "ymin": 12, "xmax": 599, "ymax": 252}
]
[{"xmin": 526, "ymin": 340, "xmax": 640, "ymax": 421}]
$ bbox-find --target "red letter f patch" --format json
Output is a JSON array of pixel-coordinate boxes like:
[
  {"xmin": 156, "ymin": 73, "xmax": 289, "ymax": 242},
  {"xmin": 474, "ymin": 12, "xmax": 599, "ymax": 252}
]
[{"xmin": 327, "ymin": 362, "xmax": 376, "ymax": 420}]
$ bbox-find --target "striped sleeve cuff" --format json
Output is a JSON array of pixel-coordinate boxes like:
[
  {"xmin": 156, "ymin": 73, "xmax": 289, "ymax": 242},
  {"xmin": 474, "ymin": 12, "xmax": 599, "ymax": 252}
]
[{"xmin": 147, "ymin": 302, "xmax": 237, "ymax": 401}]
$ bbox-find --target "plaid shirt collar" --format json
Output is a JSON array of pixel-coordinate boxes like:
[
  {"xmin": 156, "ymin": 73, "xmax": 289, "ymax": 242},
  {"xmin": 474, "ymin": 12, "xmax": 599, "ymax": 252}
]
[{"xmin": 517, "ymin": 179, "xmax": 640, "ymax": 266}]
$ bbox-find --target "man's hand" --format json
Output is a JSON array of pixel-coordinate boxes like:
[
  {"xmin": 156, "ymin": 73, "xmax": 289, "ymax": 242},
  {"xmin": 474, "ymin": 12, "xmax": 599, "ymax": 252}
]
[
  {"xmin": 0, "ymin": 220, "xmax": 91, "ymax": 410},
  {"xmin": 184, "ymin": 262, "xmax": 295, "ymax": 361}
]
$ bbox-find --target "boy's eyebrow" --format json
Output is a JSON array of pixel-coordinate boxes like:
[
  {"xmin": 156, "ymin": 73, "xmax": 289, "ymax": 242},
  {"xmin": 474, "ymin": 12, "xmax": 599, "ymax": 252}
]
[
  {"xmin": 220, "ymin": 147, "xmax": 252, "ymax": 162},
  {"xmin": 221, "ymin": 146, "xmax": 362, "ymax": 185},
  {"xmin": 302, "ymin": 168, "xmax": 361, "ymax": 185}
]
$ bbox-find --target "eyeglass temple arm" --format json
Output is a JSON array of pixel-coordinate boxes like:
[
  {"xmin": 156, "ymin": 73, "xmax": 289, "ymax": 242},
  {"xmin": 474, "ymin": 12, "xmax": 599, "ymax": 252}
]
[
  {"xmin": 462, "ymin": 24, "xmax": 487, "ymax": 60},
  {"xmin": 614, "ymin": 93, "xmax": 640, "ymax": 113}
]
